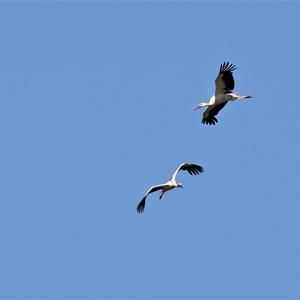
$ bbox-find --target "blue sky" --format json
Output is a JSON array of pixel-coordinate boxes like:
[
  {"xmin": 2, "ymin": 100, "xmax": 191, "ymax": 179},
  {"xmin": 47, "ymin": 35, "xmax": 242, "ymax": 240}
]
[{"xmin": 0, "ymin": 1, "xmax": 300, "ymax": 298}]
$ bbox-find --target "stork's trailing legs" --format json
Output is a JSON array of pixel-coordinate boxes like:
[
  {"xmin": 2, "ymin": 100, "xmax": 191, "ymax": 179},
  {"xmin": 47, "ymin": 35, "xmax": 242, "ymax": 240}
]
[
  {"xmin": 227, "ymin": 93, "xmax": 252, "ymax": 101},
  {"xmin": 159, "ymin": 190, "xmax": 165, "ymax": 199}
]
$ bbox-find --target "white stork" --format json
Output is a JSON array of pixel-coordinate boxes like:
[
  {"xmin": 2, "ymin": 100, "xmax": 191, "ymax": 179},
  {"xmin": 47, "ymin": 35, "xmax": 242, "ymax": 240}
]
[
  {"xmin": 136, "ymin": 163, "xmax": 204, "ymax": 213},
  {"xmin": 194, "ymin": 62, "xmax": 252, "ymax": 125}
]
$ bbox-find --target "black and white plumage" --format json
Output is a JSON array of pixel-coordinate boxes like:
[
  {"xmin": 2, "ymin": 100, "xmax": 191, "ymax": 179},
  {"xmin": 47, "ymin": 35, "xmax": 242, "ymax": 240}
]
[
  {"xmin": 194, "ymin": 62, "xmax": 252, "ymax": 125},
  {"xmin": 136, "ymin": 163, "xmax": 204, "ymax": 214}
]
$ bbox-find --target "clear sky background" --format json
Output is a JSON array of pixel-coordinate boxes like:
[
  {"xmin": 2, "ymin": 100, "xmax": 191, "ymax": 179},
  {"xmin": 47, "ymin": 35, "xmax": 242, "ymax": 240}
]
[{"xmin": 0, "ymin": 1, "xmax": 300, "ymax": 299}]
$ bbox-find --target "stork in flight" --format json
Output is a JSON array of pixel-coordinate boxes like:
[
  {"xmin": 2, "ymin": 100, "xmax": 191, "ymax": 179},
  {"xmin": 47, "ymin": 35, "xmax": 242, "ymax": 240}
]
[
  {"xmin": 194, "ymin": 62, "xmax": 252, "ymax": 125},
  {"xmin": 136, "ymin": 163, "xmax": 204, "ymax": 213}
]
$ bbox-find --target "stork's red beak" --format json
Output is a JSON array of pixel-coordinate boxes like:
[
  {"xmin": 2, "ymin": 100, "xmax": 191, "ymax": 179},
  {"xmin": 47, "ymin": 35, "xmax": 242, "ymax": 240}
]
[{"xmin": 193, "ymin": 104, "xmax": 202, "ymax": 111}]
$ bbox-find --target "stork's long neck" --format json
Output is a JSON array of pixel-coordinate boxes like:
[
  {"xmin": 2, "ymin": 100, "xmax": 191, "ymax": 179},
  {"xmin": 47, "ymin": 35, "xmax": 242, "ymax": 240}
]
[
  {"xmin": 208, "ymin": 95, "xmax": 216, "ymax": 105},
  {"xmin": 193, "ymin": 96, "xmax": 215, "ymax": 111}
]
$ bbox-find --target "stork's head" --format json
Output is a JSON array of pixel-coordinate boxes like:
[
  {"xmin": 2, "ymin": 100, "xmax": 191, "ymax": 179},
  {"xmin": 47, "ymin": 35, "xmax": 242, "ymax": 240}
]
[
  {"xmin": 193, "ymin": 102, "xmax": 207, "ymax": 111},
  {"xmin": 177, "ymin": 183, "xmax": 184, "ymax": 189}
]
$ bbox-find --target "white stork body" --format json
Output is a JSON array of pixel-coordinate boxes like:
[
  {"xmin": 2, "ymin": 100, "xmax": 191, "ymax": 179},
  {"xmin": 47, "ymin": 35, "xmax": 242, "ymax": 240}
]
[
  {"xmin": 194, "ymin": 62, "xmax": 252, "ymax": 125},
  {"xmin": 136, "ymin": 163, "xmax": 204, "ymax": 213}
]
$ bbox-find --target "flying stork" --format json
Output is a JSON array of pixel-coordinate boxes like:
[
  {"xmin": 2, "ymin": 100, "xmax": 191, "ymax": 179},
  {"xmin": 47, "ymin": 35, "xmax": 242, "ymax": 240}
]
[
  {"xmin": 194, "ymin": 62, "xmax": 252, "ymax": 125},
  {"xmin": 136, "ymin": 163, "xmax": 204, "ymax": 213}
]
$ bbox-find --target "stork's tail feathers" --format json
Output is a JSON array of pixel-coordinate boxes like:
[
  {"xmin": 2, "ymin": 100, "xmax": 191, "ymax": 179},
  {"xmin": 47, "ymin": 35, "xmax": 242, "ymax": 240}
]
[{"xmin": 136, "ymin": 197, "xmax": 146, "ymax": 214}]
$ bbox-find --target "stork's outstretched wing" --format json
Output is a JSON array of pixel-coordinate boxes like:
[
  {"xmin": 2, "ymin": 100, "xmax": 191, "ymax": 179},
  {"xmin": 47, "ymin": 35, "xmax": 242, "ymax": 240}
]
[
  {"xmin": 171, "ymin": 163, "xmax": 204, "ymax": 181},
  {"xmin": 215, "ymin": 62, "xmax": 236, "ymax": 95},
  {"xmin": 202, "ymin": 102, "xmax": 228, "ymax": 125},
  {"xmin": 136, "ymin": 184, "xmax": 166, "ymax": 214}
]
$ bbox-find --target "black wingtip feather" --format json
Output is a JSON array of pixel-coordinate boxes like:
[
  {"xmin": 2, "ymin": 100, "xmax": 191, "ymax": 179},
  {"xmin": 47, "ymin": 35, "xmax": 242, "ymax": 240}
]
[
  {"xmin": 202, "ymin": 116, "xmax": 218, "ymax": 125},
  {"xmin": 219, "ymin": 61, "xmax": 237, "ymax": 73},
  {"xmin": 182, "ymin": 164, "xmax": 204, "ymax": 176},
  {"xmin": 136, "ymin": 197, "xmax": 146, "ymax": 214},
  {"xmin": 192, "ymin": 164, "xmax": 204, "ymax": 174},
  {"xmin": 201, "ymin": 101, "xmax": 228, "ymax": 126}
]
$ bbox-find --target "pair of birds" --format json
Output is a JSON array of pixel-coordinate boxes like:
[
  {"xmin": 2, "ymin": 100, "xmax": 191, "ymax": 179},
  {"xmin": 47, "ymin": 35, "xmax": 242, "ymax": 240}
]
[{"xmin": 137, "ymin": 62, "xmax": 252, "ymax": 213}]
